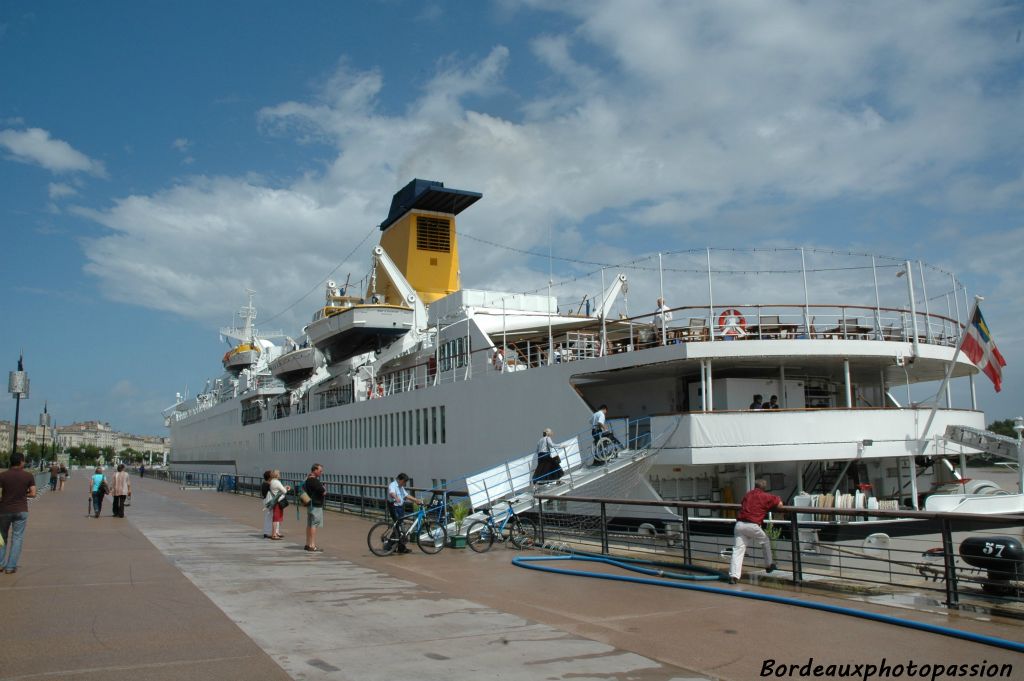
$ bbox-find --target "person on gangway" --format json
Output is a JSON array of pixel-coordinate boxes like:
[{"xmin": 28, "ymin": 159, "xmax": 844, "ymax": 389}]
[{"xmin": 590, "ymin": 405, "xmax": 624, "ymax": 449}]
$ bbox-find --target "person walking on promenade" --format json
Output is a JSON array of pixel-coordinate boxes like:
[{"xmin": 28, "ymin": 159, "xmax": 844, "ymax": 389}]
[
  {"xmin": 729, "ymin": 479, "xmax": 783, "ymax": 584},
  {"xmin": 260, "ymin": 470, "xmax": 273, "ymax": 539},
  {"xmin": 111, "ymin": 464, "xmax": 131, "ymax": 518},
  {"xmin": 265, "ymin": 470, "xmax": 290, "ymax": 540},
  {"xmin": 48, "ymin": 463, "xmax": 59, "ymax": 491},
  {"xmin": 0, "ymin": 453, "xmax": 38, "ymax": 574},
  {"xmin": 139, "ymin": 463, "xmax": 145, "ymax": 478},
  {"xmin": 303, "ymin": 463, "xmax": 325, "ymax": 552},
  {"xmin": 90, "ymin": 467, "xmax": 109, "ymax": 518},
  {"xmin": 387, "ymin": 473, "xmax": 423, "ymax": 554},
  {"xmin": 58, "ymin": 463, "xmax": 68, "ymax": 491}
]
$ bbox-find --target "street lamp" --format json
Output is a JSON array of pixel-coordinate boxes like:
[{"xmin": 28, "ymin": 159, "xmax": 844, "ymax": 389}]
[
  {"xmin": 40, "ymin": 401, "xmax": 50, "ymax": 465},
  {"xmin": 1013, "ymin": 416, "xmax": 1023, "ymax": 495},
  {"xmin": 7, "ymin": 353, "xmax": 29, "ymax": 459}
]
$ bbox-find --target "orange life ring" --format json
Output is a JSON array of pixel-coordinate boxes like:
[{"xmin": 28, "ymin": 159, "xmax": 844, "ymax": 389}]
[{"xmin": 717, "ymin": 309, "xmax": 747, "ymax": 335}]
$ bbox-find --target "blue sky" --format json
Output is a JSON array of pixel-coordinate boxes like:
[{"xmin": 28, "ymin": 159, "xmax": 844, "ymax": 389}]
[{"xmin": 2, "ymin": 1, "xmax": 1022, "ymax": 437}]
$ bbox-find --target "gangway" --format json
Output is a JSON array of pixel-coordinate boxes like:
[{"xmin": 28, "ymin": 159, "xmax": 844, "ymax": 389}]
[{"xmin": 453, "ymin": 416, "xmax": 681, "ymax": 534}]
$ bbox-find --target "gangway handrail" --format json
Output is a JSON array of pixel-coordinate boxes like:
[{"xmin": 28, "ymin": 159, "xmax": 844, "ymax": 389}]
[{"xmin": 463, "ymin": 414, "xmax": 678, "ymax": 512}]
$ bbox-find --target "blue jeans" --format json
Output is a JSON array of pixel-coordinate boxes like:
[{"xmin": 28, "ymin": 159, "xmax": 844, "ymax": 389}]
[
  {"xmin": 0, "ymin": 511, "xmax": 29, "ymax": 570},
  {"xmin": 387, "ymin": 505, "xmax": 407, "ymax": 549},
  {"xmin": 92, "ymin": 491, "xmax": 105, "ymax": 516}
]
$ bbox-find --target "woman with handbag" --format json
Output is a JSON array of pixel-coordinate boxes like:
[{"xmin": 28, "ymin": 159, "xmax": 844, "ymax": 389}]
[
  {"xmin": 90, "ymin": 467, "xmax": 109, "ymax": 519},
  {"xmin": 260, "ymin": 470, "xmax": 273, "ymax": 539},
  {"xmin": 265, "ymin": 470, "xmax": 290, "ymax": 540}
]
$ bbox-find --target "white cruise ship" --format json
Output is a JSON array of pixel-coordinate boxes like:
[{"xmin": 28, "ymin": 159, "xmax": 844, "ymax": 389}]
[{"xmin": 165, "ymin": 178, "xmax": 1020, "ymax": 533}]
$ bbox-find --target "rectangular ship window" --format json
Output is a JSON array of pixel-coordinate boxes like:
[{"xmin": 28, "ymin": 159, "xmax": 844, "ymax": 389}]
[
  {"xmin": 431, "ymin": 406, "xmax": 437, "ymax": 444},
  {"xmin": 441, "ymin": 405, "xmax": 446, "ymax": 444},
  {"xmin": 416, "ymin": 216, "xmax": 450, "ymax": 252}
]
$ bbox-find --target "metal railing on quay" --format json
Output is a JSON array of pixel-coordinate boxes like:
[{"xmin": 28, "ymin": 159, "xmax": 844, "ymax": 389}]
[
  {"xmin": 153, "ymin": 471, "xmax": 469, "ymax": 524},
  {"xmin": 533, "ymin": 493, "xmax": 1024, "ymax": 612}
]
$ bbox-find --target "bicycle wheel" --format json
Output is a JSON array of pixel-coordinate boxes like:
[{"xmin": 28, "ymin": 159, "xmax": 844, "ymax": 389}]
[
  {"xmin": 508, "ymin": 516, "xmax": 538, "ymax": 549},
  {"xmin": 466, "ymin": 519, "xmax": 495, "ymax": 553},
  {"xmin": 415, "ymin": 519, "xmax": 448, "ymax": 554},
  {"xmin": 367, "ymin": 521, "xmax": 398, "ymax": 556}
]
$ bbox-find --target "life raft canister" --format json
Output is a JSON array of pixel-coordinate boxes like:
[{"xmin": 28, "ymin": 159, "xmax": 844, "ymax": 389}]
[{"xmin": 718, "ymin": 308, "xmax": 747, "ymax": 336}]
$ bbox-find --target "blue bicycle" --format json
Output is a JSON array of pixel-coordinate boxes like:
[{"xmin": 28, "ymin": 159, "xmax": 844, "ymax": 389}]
[{"xmin": 466, "ymin": 500, "xmax": 537, "ymax": 552}]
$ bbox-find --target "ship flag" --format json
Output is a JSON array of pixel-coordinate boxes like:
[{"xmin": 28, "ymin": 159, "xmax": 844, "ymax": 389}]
[{"xmin": 960, "ymin": 304, "xmax": 1007, "ymax": 392}]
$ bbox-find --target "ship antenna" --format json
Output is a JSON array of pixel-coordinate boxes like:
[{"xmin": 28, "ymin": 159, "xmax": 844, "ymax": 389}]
[{"xmin": 547, "ymin": 223, "xmax": 554, "ymax": 365}]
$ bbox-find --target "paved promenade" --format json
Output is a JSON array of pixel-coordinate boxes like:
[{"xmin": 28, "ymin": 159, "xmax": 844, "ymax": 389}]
[{"xmin": 1, "ymin": 475, "xmax": 1021, "ymax": 681}]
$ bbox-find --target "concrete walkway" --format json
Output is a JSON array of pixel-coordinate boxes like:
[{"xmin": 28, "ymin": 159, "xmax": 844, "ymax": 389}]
[{"xmin": 2, "ymin": 475, "xmax": 1021, "ymax": 681}]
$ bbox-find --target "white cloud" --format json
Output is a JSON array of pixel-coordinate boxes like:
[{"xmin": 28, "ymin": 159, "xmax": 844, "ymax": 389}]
[
  {"xmin": 48, "ymin": 182, "xmax": 78, "ymax": 199},
  {"xmin": 80, "ymin": 0, "xmax": 1024, "ymax": 357},
  {"xmin": 0, "ymin": 127, "xmax": 106, "ymax": 176},
  {"xmin": 111, "ymin": 379, "xmax": 138, "ymax": 398}
]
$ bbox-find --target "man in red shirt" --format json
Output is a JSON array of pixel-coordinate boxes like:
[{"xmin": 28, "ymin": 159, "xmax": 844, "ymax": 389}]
[
  {"xmin": 729, "ymin": 479, "xmax": 782, "ymax": 584},
  {"xmin": 0, "ymin": 452, "xmax": 38, "ymax": 574}
]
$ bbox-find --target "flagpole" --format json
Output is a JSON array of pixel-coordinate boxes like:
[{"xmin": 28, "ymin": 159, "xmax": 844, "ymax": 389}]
[{"xmin": 918, "ymin": 295, "xmax": 981, "ymax": 450}]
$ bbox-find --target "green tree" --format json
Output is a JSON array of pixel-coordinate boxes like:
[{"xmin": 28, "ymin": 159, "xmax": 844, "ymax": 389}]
[
  {"xmin": 987, "ymin": 419, "xmax": 1019, "ymax": 438},
  {"xmin": 82, "ymin": 445, "xmax": 100, "ymax": 466}
]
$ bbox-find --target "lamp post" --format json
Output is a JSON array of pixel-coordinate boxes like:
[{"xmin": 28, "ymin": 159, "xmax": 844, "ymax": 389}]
[
  {"xmin": 40, "ymin": 401, "xmax": 50, "ymax": 464},
  {"xmin": 1013, "ymin": 416, "xmax": 1023, "ymax": 495},
  {"xmin": 8, "ymin": 353, "xmax": 29, "ymax": 459}
]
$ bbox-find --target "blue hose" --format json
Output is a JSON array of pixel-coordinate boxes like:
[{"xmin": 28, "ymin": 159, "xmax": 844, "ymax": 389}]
[
  {"xmin": 539, "ymin": 546, "xmax": 723, "ymax": 580},
  {"xmin": 512, "ymin": 554, "xmax": 1024, "ymax": 654}
]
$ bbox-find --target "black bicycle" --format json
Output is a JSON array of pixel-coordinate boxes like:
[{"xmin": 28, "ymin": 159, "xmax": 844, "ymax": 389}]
[{"xmin": 465, "ymin": 500, "xmax": 537, "ymax": 552}]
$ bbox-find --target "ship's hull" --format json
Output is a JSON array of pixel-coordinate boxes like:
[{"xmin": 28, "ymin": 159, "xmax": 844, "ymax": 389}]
[{"xmin": 169, "ymin": 336, "xmax": 988, "ymax": 504}]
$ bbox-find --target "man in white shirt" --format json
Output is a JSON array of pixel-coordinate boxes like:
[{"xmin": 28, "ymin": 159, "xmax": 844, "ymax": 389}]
[
  {"xmin": 387, "ymin": 473, "xmax": 423, "ymax": 554},
  {"xmin": 655, "ymin": 298, "xmax": 672, "ymax": 325},
  {"xmin": 590, "ymin": 405, "xmax": 623, "ymax": 448}
]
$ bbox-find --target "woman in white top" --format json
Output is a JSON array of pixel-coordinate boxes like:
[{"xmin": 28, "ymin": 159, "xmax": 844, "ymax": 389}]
[
  {"xmin": 265, "ymin": 470, "xmax": 291, "ymax": 540},
  {"xmin": 532, "ymin": 428, "xmax": 563, "ymax": 483}
]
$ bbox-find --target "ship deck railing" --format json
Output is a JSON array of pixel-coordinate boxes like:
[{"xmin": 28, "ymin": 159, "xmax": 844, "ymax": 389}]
[{"xmin": 366, "ymin": 302, "xmax": 963, "ymax": 397}]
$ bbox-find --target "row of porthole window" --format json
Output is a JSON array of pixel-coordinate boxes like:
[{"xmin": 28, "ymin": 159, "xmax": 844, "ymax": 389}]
[
  {"xmin": 306, "ymin": 405, "xmax": 446, "ymax": 453},
  {"xmin": 270, "ymin": 426, "xmax": 309, "ymax": 453}
]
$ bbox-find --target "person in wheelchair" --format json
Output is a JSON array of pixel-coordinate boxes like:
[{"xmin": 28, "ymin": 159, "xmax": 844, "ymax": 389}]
[{"xmin": 590, "ymin": 405, "xmax": 624, "ymax": 451}]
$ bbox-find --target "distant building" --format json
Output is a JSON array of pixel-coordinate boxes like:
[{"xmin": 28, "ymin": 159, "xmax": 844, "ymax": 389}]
[
  {"xmin": 0, "ymin": 421, "xmax": 11, "ymax": 454},
  {"xmin": 1, "ymin": 419, "xmax": 168, "ymax": 461},
  {"xmin": 56, "ymin": 421, "xmax": 170, "ymax": 458}
]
